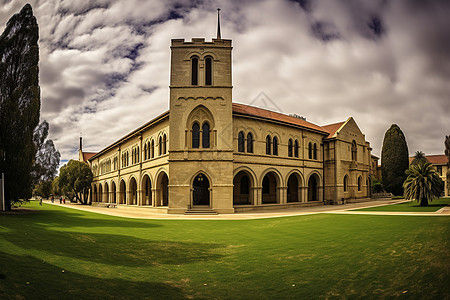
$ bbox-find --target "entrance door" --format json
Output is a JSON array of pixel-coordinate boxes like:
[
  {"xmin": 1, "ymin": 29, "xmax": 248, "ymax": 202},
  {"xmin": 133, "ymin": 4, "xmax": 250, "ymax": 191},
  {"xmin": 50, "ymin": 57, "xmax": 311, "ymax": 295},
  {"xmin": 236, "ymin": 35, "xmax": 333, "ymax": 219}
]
[{"xmin": 193, "ymin": 173, "xmax": 210, "ymax": 206}]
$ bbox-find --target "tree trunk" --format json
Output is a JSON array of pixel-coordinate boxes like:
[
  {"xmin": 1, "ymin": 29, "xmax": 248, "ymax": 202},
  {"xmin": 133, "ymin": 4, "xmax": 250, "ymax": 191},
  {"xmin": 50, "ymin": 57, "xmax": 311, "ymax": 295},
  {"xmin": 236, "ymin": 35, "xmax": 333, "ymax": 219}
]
[{"xmin": 419, "ymin": 197, "xmax": 428, "ymax": 206}]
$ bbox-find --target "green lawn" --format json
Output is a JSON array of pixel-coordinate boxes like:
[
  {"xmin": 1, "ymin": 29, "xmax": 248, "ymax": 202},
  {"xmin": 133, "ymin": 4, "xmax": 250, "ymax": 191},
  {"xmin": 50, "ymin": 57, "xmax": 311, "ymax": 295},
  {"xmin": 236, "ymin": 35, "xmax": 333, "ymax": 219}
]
[
  {"xmin": 354, "ymin": 197, "xmax": 450, "ymax": 212},
  {"xmin": 0, "ymin": 202, "xmax": 449, "ymax": 299}
]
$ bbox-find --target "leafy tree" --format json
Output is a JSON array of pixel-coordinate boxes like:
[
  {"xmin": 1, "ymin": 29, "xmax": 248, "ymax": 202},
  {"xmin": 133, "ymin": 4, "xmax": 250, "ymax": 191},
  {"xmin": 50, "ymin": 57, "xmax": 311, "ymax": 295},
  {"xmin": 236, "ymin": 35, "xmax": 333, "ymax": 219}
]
[
  {"xmin": 52, "ymin": 176, "xmax": 61, "ymax": 196},
  {"xmin": 0, "ymin": 4, "xmax": 40, "ymax": 210},
  {"xmin": 31, "ymin": 121, "xmax": 61, "ymax": 185},
  {"xmin": 34, "ymin": 180, "xmax": 52, "ymax": 199},
  {"xmin": 410, "ymin": 151, "xmax": 429, "ymax": 166},
  {"xmin": 371, "ymin": 178, "xmax": 383, "ymax": 193},
  {"xmin": 59, "ymin": 160, "xmax": 93, "ymax": 205},
  {"xmin": 381, "ymin": 124, "xmax": 409, "ymax": 196},
  {"xmin": 403, "ymin": 162, "xmax": 443, "ymax": 206}
]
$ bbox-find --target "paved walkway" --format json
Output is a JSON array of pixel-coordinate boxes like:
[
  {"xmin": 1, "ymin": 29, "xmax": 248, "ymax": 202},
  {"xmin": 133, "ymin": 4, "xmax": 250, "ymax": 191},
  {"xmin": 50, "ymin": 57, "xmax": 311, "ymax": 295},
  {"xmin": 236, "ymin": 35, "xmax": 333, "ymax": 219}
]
[{"xmin": 42, "ymin": 198, "xmax": 450, "ymax": 220}]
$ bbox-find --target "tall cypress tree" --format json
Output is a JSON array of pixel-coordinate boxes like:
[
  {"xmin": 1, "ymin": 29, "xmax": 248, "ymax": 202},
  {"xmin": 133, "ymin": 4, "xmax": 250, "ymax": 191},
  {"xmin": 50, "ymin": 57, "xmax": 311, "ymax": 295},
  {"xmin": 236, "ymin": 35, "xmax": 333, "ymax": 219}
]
[
  {"xmin": 381, "ymin": 124, "xmax": 409, "ymax": 196},
  {"xmin": 0, "ymin": 4, "xmax": 40, "ymax": 210}
]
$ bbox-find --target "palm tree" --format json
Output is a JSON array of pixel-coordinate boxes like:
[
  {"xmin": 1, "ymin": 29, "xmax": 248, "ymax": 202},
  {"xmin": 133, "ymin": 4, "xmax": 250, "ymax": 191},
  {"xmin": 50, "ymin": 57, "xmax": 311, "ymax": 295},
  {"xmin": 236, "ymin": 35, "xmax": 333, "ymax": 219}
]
[
  {"xmin": 410, "ymin": 151, "xmax": 428, "ymax": 165},
  {"xmin": 403, "ymin": 162, "xmax": 443, "ymax": 206}
]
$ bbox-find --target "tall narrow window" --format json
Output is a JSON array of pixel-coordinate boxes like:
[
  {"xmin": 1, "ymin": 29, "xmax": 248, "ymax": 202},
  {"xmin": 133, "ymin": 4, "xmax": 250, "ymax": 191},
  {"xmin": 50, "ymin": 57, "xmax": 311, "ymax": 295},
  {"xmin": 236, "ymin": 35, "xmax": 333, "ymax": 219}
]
[
  {"xmin": 247, "ymin": 132, "xmax": 253, "ymax": 153},
  {"xmin": 308, "ymin": 142, "xmax": 312, "ymax": 159},
  {"xmin": 313, "ymin": 143, "xmax": 317, "ymax": 160},
  {"xmin": 191, "ymin": 56, "xmax": 198, "ymax": 85},
  {"xmin": 144, "ymin": 143, "xmax": 148, "ymax": 160},
  {"xmin": 162, "ymin": 134, "xmax": 167, "ymax": 154},
  {"xmin": 351, "ymin": 140, "xmax": 357, "ymax": 161},
  {"xmin": 238, "ymin": 131, "xmax": 245, "ymax": 152},
  {"xmin": 202, "ymin": 123, "xmax": 210, "ymax": 148},
  {"xmin": 344, "ymin": 175, "xmax": 348, "ymax": 192},
  {"xmin": 266, "ymin": 135, "xmax": 271, "ymax": 155},
  {"xmin": 358, "ymin": 176, "xmax": 362, "ymax": 191},
  {"xmin": 151, "ymin": 140, "xmax": 154, "ymax": 158},
  {"xmin": 136, "ymin": 146, "xmax": 139, "ymax": 162},
  {"xmin": 294, "ymin": 140, "xmax": 299, "ymax": 157},
  {"xmin": 273, "ymin": 137, "xmax": 278, "ymax": 156},
  {"xmin": 205, "ymin": 56, "xmax": 212, "ymax": 86},
  {"xmin": 159, "ymin": 137, "xmax": 162, "ymax": 156},
  {"xmin": 192, "ymin": 122, "xmax": 200, "ymax": 148},
  {"xmin": 288, "ymin": 139, "xmax": 293, "ymax": 157}
]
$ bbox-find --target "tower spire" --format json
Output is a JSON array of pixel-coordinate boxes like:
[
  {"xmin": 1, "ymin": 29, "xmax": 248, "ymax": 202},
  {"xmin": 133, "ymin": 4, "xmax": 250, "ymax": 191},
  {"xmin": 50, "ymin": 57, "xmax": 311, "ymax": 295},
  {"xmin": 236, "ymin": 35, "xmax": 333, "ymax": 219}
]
[{"xmin": 216, "ymin": 8, "xmax": 221, "ymax": 39}]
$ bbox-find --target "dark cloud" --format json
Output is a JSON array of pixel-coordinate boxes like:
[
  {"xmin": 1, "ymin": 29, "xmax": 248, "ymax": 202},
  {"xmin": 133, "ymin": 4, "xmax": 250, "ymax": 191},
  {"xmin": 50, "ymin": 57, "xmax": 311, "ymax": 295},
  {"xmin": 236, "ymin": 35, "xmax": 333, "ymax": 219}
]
[{"xmin": 1, "ymin": 0, "xmax": 449, "ymax": 164}]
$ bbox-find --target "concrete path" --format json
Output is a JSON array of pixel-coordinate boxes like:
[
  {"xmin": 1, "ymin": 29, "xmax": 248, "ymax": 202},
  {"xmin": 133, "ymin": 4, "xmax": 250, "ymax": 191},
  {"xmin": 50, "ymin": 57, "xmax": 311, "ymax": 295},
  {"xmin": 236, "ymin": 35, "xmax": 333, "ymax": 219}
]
[{"xmin": 42, "ymin": 198, "xmax": 450, "ymax": 220}]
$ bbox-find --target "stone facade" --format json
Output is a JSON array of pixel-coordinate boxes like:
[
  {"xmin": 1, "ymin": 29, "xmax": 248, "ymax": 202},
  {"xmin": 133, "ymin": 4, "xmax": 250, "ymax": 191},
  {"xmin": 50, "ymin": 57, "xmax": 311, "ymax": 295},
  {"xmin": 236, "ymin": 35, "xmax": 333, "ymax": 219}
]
[{"xmin": 82, "ymin": 35, "xmax": 373, "ymax": 214}]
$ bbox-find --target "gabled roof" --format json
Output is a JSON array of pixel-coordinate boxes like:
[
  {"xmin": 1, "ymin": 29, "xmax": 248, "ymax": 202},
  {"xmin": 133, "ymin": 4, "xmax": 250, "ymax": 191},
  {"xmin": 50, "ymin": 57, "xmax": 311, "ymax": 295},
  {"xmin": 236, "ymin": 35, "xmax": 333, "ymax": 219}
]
[
  {"xmin": 82, "ymin": 152, "xmax": 97, "ymax": 162},
  {"xmin": 232, "ymin": 103, "xmax": 328, "ymax": 135},
  {"xmin": 409, "ymin": 154, "xmax": 448, "ymax": 165},
  {"xmin": 321, "ymin": 121, "xmax": 345, "ymax": 139}
]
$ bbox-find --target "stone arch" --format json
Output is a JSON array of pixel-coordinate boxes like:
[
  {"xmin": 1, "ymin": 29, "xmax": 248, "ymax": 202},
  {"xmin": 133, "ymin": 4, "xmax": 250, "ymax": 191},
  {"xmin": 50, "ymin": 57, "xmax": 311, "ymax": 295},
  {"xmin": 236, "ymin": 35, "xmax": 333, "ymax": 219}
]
[
  {"xmin": 155, "ymin": 170, "xmax": 169, "ymax": 207},
  {"xmin": 233, "ymin": 169, "xmax": 256, "ymax": 205},
  {"xmin": 261, "ymin": 169, "xmax": 282, "ymax": 204},
  {"xmin": 111, "ymin": 180, "xmax": 117, "ymax": 203},
  {"xmin": 141, "ymin": 174, "xmax": 152, "ymax": 206},
  {"xmin": 286, "ymin": 170, "xmax": 304, "ymax": 203},
  {"xmin": 307, "ymin": 173, "xmax": 321, "ymax": 202},
  {"xmin": 92, "ymin": 184, "xmax": 98, "ymax": 202},
  {"xmin": 119, "ymin": 179, "xmax": 126, "ymax": 204},
  {"xmin": 191, "ymin": 171, "xmax": 211, "ymax": 207},
  {"xmin": 344, "ymin": 174, "xmax": 349, "ymax": 192},
  {"xmin": 104, "ymin": 182, "xmax": 109, "ymax": 203},
  {"xmin": 186, "ymin": 105, "xmax": 215, "ymax": 148},
  {"xmin": 98, "ymin": 183, "xmax": 103, "ymax": 203},
  {"xmin": 128, "ymin": 177, "xmax": 138, "ymax": 205}
]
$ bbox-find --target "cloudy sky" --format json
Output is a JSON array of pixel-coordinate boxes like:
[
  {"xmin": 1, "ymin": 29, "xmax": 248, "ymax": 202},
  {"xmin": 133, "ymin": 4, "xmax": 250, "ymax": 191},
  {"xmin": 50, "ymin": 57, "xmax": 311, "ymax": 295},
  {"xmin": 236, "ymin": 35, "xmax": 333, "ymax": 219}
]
[{"xmin": 1, "ymin": 0, "xmax": 449, "ymax": 166}]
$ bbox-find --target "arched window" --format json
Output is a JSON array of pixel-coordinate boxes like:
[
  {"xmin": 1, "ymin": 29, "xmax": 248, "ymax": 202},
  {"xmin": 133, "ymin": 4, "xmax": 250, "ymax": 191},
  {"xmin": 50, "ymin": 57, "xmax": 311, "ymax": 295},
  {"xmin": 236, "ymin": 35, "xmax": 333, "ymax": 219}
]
[
  {"xmin": 126, "ymin": 152, "xmax": 129, "ymax": 166},
  {"xmin": 344, "ymin": 175, "xmax": 349, "ymax": 192},
  {"xmin": 238, "ymin": 131, "xmax": 245, "ymax": 152},
  {"xmin": 308, "ymin": 142, "xmax": 312, "ymax": 159},
  {"xmin": 313, "ymin": 143, "xmax": 318, "ymax": 160},
  {"xmin": 151, "ymin": 140, "xmax": 154, "ymax": 158},
  {"xmin": 191, "ymin": 56, "xmax": 198, "ymax": 86},
  {"xmin": 205, "ymin": 56, "xmax": 212, "ymax": 86},
  {"xmin": 202, "ymin": 123, "xmax": 210, "ymax": 148},
  {"xmin": 247, "ymin": 132, "xmax": 253, "ymax": 153},
  {"xmin": 273, "ymin": 136, "xmax": 278, "ymax": 156},
  {"xmin": 192, "ymin": 122, "xmax": 200, "ymax": 148},
  {"xmin": 266, "ymin": 135, "xmax": 271, "ymax": 155},
  {"xmin": 294, "ymin": 140, "xmax": 299, "ymax": 157},
  {"xmin": 144, "ymin": 143, "xmax": 148, "ymax": 160},
  {"xmin": 358, "ymin": 176, "xmax": 362, "ymax": 191},
  {"xmin": 136, "ymin": 146, "xmax": 139, "ymax": 163},
  {"xmin": 288, "ymin": 139, "xmax": 293, "ymax": 157},
  {"xmin": 159, "ymin": 136, "xmax": 163, "ymax": 156},
  {"xmin": 162, "ymin": 134, "xmax": 167, "ymax": 154},
  {"xmin": 352, "ymin": 140, "xmax": 357, "ymax": 161}
]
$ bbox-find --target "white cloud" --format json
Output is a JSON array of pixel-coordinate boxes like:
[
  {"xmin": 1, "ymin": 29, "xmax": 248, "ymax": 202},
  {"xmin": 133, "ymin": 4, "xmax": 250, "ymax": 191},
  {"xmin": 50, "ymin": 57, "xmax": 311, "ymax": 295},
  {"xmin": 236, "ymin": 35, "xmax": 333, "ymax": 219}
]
[{"xmin": 1, "ymin": 0, "xmax": 449, "ymax": 166}]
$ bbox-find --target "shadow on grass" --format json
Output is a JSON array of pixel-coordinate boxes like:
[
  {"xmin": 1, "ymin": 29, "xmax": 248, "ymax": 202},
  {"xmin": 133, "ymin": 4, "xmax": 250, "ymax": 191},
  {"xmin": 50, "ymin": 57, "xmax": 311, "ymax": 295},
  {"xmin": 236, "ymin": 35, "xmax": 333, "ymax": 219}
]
[
  {"xmin": 1, "ymin": 205, "xmax": 225, "ymax": 267},
  {"xmin": 4, "ymin": 229, "xmax": 224, "ymax": 266},
  {"xmin": 0, "ymin": 251, "xmax": 187, "ymax": 300}
]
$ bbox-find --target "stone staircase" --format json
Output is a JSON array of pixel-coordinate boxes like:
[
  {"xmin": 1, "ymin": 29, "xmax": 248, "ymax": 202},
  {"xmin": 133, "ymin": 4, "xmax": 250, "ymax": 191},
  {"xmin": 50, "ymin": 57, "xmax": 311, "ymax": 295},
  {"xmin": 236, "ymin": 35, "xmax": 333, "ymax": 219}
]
[{"xmin": 184, "ymin": 207, "xmax": 218, "ymax": 215}]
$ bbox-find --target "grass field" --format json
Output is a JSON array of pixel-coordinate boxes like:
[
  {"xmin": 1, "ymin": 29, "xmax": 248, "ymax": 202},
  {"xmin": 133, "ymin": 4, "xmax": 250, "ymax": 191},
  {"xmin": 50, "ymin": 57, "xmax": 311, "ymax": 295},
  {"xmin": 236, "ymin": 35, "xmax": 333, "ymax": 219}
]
[
  {"xmin": 1, "ymin": 202, "xmax": 449, "ymax": 299},
  {"xmin": 354, "ymin": 197, "xmax": 450, "ymax": 212}
]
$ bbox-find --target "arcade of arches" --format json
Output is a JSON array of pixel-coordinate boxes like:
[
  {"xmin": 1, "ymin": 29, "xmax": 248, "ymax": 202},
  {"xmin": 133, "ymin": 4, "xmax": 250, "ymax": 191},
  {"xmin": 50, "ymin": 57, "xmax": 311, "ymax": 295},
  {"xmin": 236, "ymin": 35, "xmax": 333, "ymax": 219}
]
[{"xmin": 91, "ymin": 169, "xmax": 324, "ymax": 209}]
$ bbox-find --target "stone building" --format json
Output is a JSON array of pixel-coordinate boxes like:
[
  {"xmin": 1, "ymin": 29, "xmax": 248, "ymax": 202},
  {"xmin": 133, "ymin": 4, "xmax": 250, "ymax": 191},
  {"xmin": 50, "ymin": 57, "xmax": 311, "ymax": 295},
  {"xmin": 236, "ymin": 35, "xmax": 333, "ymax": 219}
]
[{"xmin": 80, "ymin": 30, "xmax": 374, "ymax": 214}]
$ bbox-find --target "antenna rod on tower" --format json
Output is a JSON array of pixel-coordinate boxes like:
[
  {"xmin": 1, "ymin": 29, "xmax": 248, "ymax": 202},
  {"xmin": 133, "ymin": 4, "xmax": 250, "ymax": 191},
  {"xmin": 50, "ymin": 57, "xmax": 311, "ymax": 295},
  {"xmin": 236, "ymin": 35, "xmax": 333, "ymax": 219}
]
[{"xmin": 217, "ymin": 8, "xmax": 221, "ymax": 39}]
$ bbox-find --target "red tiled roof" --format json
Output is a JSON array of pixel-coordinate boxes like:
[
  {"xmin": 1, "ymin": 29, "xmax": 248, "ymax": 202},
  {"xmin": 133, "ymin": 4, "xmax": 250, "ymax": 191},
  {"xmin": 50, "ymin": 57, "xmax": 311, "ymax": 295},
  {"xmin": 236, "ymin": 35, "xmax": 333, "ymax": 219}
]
[
  {"xmin": 409, "ymin": 154, "xmax": 448, "ymax": 165},
  {"xmin": 232, "ymin": 103, "xmax": 328, "ymax": 134},
  {"xmin": 321, "ymin": 121, "xmax": 345, "ymax": 139},
  {"xmin": 82, "ymin": 152, "xmax": 97, "ymax": 162}
]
